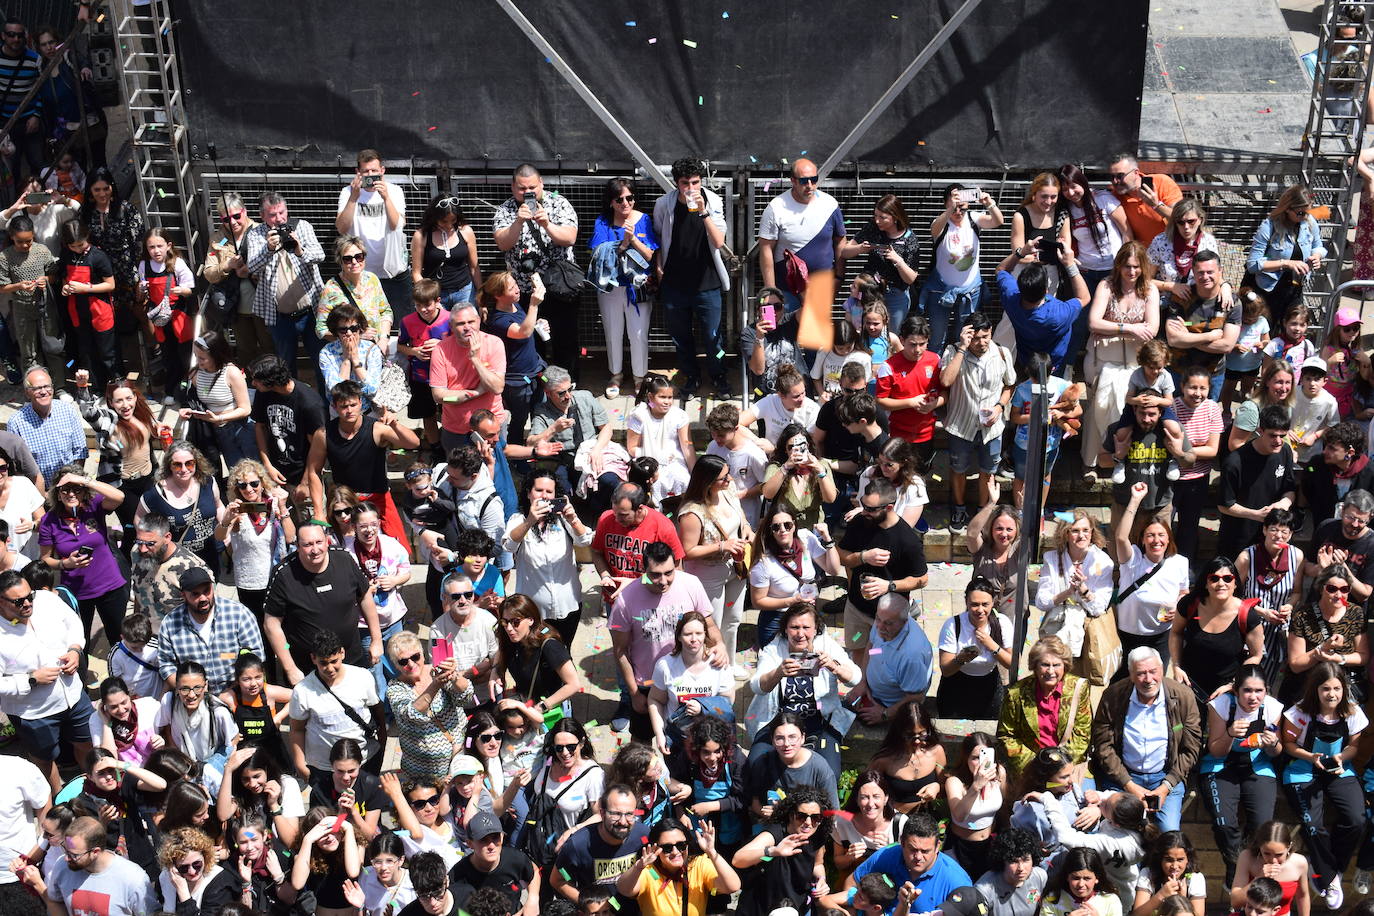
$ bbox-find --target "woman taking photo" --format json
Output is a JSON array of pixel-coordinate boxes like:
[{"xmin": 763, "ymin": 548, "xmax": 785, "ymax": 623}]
[
  {"xmin": 136, "ymin": 441, "xmax": 223, "ymax": 573},
  {"xmin": 937, "ymin": 577, "xmax": 1012, "ymax": 719},
  {"xmin": 411, "ymin": 195, "xmax": 480, "ymax": 306},
  {"xmin": 1199, "ymin": 664, "xmax": 1283, "ymax": 889},
  {"xmin": 590, "ymin": 177, "xmax": 659, "ymax": 393},
  {"xmin": 840, "ymin": 193, "xmax": 922, "ymax": 329},
  {"xmin": 1114, "ymin": 482, "xmax": 1192, "ymax": 669},
  {"xmin": 480, "ymin": 270, "xmax": 545, "ymax": 441},
  {"xmin": 503, "ymin": 470, "xmax": 593, "ymax": 646},
  {"xmin": 944, "ymin": 731, "xmax": 1007, "ymax": 879},
  {"xmin": 184, "ymin": 330, "xmax": 255, "ymax": 471},
  {"xmin": 216, "ymin": 459, "xmax": 294, "ymax": 624},
  {"xmin": 748, "ymin": 506, "xmax": 840, "ymax": 650},
  {"xmin": 998, "ymin": 636, "xmax": 1092, "ymax": 780},
  {"xmin": 1280, "ymin": 661, "xmax": 1366, "ymax": 910},
  {"xmin": 493, "ymin": 594, "xmax": 581, "ymax": 713},
  {"xmin": 759, "ymin": 422, "xmax": 836, "ymax": 529},
  {"xmin": 745, "ymin": 602, "xmax": 859, "ymax": 777},
  {"xmin": 317, "ymin": 235, "xmax": 393, "ymax": 343},
  {"xmin": 731, "ymin": 787, "xmax": 831, "ymax": 916},
  {"xmin": 1146, "ymin": 198, "xmax": 1220, "ymax": 307},
  {"xmin": 677, "ymin": 454, "xmax": 753, "ymax": 667},
  {"xmin": 1081, "ymin": 242, "xmax": 1160, "ymax": 473},
  {"xmin": 38, "ymin": 463, "xmax": 127, "ymax": 644},
  {"xmin": 1034, "ymin": 510, "xmax": 1114, "ymax": 667},
  {"xmin": 648, "ymin": 611, "xmax": 735, "ymax": 756},
  {"xmin": 1283, "ymin": 564, "xmax": 1369, "ymax": 706},
  {"xmin": 1229, "ymin": 361, "xmax": 1296, "ymax": 451},
  {"xmin": 867, "ymin": 701, "xmax": 946, "ymax": 815},
  {"xmin": 919, "ymin": 183, "xmax": 1003, "ymax": 355},
  {"xmin": 1246, "ymin": 184, "xmax": 1326, "ymax": 326},
  {"xmin": 1235, "ymin": 509, "xmax": 1303, "ymax": 683},
  {"xmin": 318, "ymin": 302, "xmax": 384, "ymax": 413},
  {"xmin": 385, "ymin": 630, "xmax": 471, "ymax": 782},
  {"xmin": 830, "ymin": 769, "xmax": 905, "ymax": 880},
  {"xmin": 617, "ymin": 818, "xmax": 739, "ymax": 916},
  {"xmin": 965, "ymin": 478, "xmax": 1022, "ymax": 617},
  {"xmin": 1170, "ymin": 557, "xmax": 1265, "ymax": 708},
  {"xmin": 74, "ymin": 374, "xmax": 156, "ymax": 555}
]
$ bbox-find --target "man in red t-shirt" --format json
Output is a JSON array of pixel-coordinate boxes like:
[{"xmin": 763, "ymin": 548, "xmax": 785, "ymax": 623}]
[
  {"xmin": 875, "ymin": 315, "xmax": 944, "ymax": 468},
  {"xmin": 592, "ymin": 481, "xmax": 685, "ymax": 602}
]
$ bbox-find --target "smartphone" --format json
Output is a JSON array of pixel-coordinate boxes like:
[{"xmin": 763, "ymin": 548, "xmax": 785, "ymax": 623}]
[
  {"xmin": 1320, "ymin": 754, "xmax": 1341, "ymax": 770},
  {"xmin": 25, "ymin": 191, "xmax": 49, "ymax": 205},
  {"xmin": 1145, "ymin": 794, "xmax": 1160, "ymax": 811},
  {"xmin": 239, "ymin": 501, "xmax": 269, "ymax": 514},
  {"xmin": 789, "ymin": 443, "xmax": 810, "ymax": 465},
  {"xmin": 761, "ymin": 304, "xmax": 776, "ymax": 327},
  {"xmin": 1140, "ymin": 174, "xmax": 1156, "ymax": 191},
  {"xmin": 72, "ymin": 546, "xmax": 93, "ymax": 560},
  {"xmin": 955, "ymin": 188, "xmax": 981, "ymax": 205},
  {"xmin": 431, "ymin": 637, "xmax": 452, "ymax": 668},
  {"xmin": 523, "ymin": 191, "xmax": 537, "ymax": 207},
  {"xmin": 550, "ymin": 496, "xmax": 568, "ymax": 514},
  {"xmin": 977, "ymin": 745, "xmax": 996, "ymax": 778}
]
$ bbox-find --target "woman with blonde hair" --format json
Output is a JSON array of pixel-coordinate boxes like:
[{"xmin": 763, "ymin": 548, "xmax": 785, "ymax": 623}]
[
  {"xmin": 316, "ymin": 234, "xmax": 393, "ymax": 342},
  {"xmin": 480, "ymin": 269, "xmax": 545, "ymax": 441},
  {"xmin": 156, "ymin": 826, "xmax": 239, "ymax": 913},
  {"xmin": 1246, "ymin": 184, "xmax": 1326, "ymax": 325},
  {"xmin": 215, "ymin": 458, "xmax": 294, "ymax": 622},
  {"xmin": 1228, "ymin": 360, "xmax": 1297, "ymax": 451},
  {"xmin": 1010, "ymin": 172, "xmax": 1073, "ymax": 293},
  {"xmin": 1034, "ymin": 511, "xmax": 1114, "ymax": 663}
]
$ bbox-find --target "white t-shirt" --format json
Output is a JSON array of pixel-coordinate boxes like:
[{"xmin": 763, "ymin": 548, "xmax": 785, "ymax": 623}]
[
  {"xmin": 0, "ymin": 476, "xmax": 44, "ymax": 560},
  {"xmin": 706, "ymin": 439, "xmax": 768, "ymax": 527},
  {"xmin": 1134, "ymin": 871, "xmax": 1206, "ymax": 899},
  {"xmin": 287, "ymin": 666, "xmax": 381, "ymax": 770},
  {"xmin": 1115, "ymin": 548, "xmax": 1192, "ymax": 637},
  {"xmin": 336, "ymin": 182, "xmax": 407, "ymax": 278},
  {"xmin": 754, "ymin": 393, "xmax": 820, "ymax": 444},
  {"xmin": 651, "ymin": 654, "xmax": 735, "ymax": 719},
  {"xmin": 748, "ymin": 529, "xmax": 826, "ymax": 597},
  {"xmin": 1127, "ymin": 366, "xmax": 1176, "ymax": 400},
  {"xmin": 938, "ymin": 610, "xmax": 1013, "ymax": 677},
  {"xmin": 0, "ymin": 756, "xmax": 49, "ymax": 883},
  {"xmin": 535, "ymin": 761, "xmax": 604, "ymax": 834},
  {"xmin": 1288, "ymin": 388, "xmax": 1340, "ymax": 462},
  {"xmin": 1208, "ymin": 693, "xmax": 1284, "ymax": 752},
  {"xmin": 109, "ymin": 640, "xmax": 166, "ymax": 701},
  {"xmin": 757, "ymin": 190, "xmax": 845, "ymax": 261},
  {"xmin": 933, "ymin": 218, "xmax": 981, "ymax": 288},
  {"xmin": 360, "ymin": 866, "xmax": 417, "ymax": 916},
  {"xmin": 398, "ymin": 823, "xmax": 462, "ymax": 870},
  {"xmin": 627, "ymin": 403, "xmax": 691, "ymax": 468},
  {"xmin": 857, "ymin": 467, "xmax": 928, "ymax": 519},
  {"xmin": 810, "ymin": 349, "xmax": 873, "ymax": 392},
  {"xmin": 1282, "ymin": 704, "xmax": 1369, "ymax": 747},
  {"xmin": 1069, "ymin": 190, "xmax": 1125, "ymax": 272}
]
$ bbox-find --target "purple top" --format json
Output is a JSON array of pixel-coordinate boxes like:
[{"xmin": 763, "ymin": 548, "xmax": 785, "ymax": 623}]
[{"xmin": 38, "ymin": 493, "xmax": 126, "ymax": 599}]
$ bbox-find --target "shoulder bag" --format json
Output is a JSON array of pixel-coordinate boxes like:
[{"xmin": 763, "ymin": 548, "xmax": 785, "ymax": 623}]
[
  {"xmin": 530, "ymin": 226, "xmax": 588, "ymax": 300},
  {"xmin": 335, "ymin": 278, "xmax": 410, "ymax": 414}
]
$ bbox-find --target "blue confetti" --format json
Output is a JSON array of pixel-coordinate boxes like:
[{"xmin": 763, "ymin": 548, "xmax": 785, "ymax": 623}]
[
  {"xmin": 722, "ymin": 11, "xmax": 730, "ymax": 17},
  {"xmin": 626, "ymin": 20, "xmax": 637, "ymax": 26}
]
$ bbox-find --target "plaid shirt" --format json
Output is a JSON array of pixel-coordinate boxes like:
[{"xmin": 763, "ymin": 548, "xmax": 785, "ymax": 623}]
[
  {"xmin": 157, "ymin": 595, "xmax": 265, "ymax": 693},
  {"xmin": 244, "ymin": 218, "xmax": 325, "ymax": 326},
  {"xmin": 7, "ymin": 400, "xmax": 87, "ymax": 485}
]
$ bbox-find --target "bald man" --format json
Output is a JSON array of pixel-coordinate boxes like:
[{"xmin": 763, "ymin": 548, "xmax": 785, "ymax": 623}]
[{"xmin": 757, "ymin": 158, "xmax": 847, "ymax": 312}]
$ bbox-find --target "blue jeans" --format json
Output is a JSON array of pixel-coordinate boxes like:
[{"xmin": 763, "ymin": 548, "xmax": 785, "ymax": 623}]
[
  {"xmin": 883, "ymin": 286, "xmax": 911, "ymax": 334},
  {"xmin": 662, "ymin": 287, "xmax": 725, "ymax": 384},
  {"xmin": 1099, "ymin": 769, "xmax": 1185, "ymax": 832},
  {"xmin": 503, "ymin": 379, "xmax": 541, "ymax": 446},
  {"xmin": 214, "ymin": 420, "xmax": 258, "ymax": 472},
  {"xmin": 440, "ymin": 284, "xmax": 474, "ymax": 308},
  {"xmin": 918, "ymin": 277, "xmax": 982, "ymax": 357},
  {"xmin": 271, "ymin": 310, "xmax": 325, "ymax": 391}
]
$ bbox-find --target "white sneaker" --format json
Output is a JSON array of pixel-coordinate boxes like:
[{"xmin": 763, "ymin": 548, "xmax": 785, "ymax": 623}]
[
  {"xmin": 1354, "ymin": 869, "xmax": 1371, "ymax": 895},
  {"xmin": 1325, "ymin": 876, "xmax": 1343, "ymax": 910},
  {"xmin": 1165, "ymin": 460, "xmax": 1180, "ymax": 481},
  {"xmin": 1111, "ymin": 461, "xmax": 1126, "ymax": 484}
]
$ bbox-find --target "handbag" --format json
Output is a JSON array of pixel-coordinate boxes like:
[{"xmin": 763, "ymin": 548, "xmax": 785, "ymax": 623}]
[
  {"xmin": 176, "ymin": 370, "xmax": 223, "ymax": 469},
  {"xmin": 1081, "ymin": 607, "xmax": 1123, "ymax": 687},
  {"xmin": 530, "ymin": 227, "xmax": 588, "ymax": 299}
]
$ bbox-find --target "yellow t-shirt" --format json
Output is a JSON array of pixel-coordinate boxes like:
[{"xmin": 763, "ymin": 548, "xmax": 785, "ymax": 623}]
[{"xmin": 632, "ymin": 857, "xmax": 719, "ymax": 916}]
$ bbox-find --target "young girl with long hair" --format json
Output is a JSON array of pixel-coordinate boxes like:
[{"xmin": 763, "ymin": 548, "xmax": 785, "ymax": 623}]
[
  {"xmin": 626, "ymin": 374, "xmax": 694, "ymax": 502},
  {"xmin": 1040, "ymin": 847, "xmax": 1123, "ymax": 916}
]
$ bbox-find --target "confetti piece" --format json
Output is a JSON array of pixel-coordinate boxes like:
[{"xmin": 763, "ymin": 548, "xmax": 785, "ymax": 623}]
[
  {"xmin": 761, "ymin": 855, "xmax": 774, "ymax": 862},
  {"xmin": 869, "ymin": 647, "xmax": 883, "ymax": 655},
  {"xmin": 698, "ymin": 96, "xmax": 704, "ymax": 106},
  {"xmin": 411, "ymin": 91, "xmax": 420, "ymax": 97},
  {"xmin": 648, "ymin": 37, "xmax": 657, "ymax": 44},
  {"xmin": 1258, "ymin": 107, "xmax": 1272, "ymax": 113},
  {"xmin": 722, "ymin": 12, "xmax": 729, "ymax": 18},
  {"xmin": 716, "ymin": 350, "xmax": 725, "ymax": 358},
  {"xmin": 683, "ymin": 39, "xmax": 698, "ymax": 48},
  {"xmin": 749, "ymin": 155, "xmax": 758, "ymax": 164},
  {"xmin": 559, "ymin": 868, "xmax": 572, "ymax": 881},
  {"xmin": 891, "ymin": 13, "xmax": 900, "ymax": 19},
  {"xmin": 625, "ymin": 20, "xmax": 637, "ymax": 26},
  {"xmin": 156, "ymin": 188, "xmax": 166, "ymax": 198},
  {"xmin": 581, "ymin": 348, "xmax": 588, "ymax": 355},
  {"xmin": 610, "ymin": 900, "xmax": 621, "ymax": 911},
  {"xmin": 428, "ymin": 126, "xmax": 437, "ymax": 132},
  {"xmin": 853, "ymin": 632, "xmax": 862, "ymax": 641}
]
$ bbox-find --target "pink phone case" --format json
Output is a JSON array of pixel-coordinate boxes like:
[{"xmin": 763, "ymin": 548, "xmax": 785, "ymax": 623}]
[
  {"xmin": 431, "ymin": 637, "xmax": 452, "ymax": 667},
  {"xmin": 761, "ymin": 304, "xmax": 776, "ymax": 326}
]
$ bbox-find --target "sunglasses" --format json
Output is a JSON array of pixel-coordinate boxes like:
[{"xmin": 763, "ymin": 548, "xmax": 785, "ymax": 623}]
[
  {"xmin": 398, "ymin": 652, "xmax": 423, "ymax": 667},
  {"xmin": 446, "ymin": 590, "xmax": 475, "ymax": 601},
  {"xmin": 660, "ymin": 841, "xmax": 690, "ymax": 853},
  {"xmin": 1208, "ymin": 573, "xmax": 1236, "ymax": 584},
  {"xmin": 333, "ymin": 507, "xmax": 355, "ymax": 518},
  {"xmin": 1176, "ymin": 218, "xmax": 1200, "ymax": 226},
  {"xmin": 417, "ymin": 885, "xmax": 449, "ymax": 902},
  {"xmin": 3, "ymin": 31, "xmax": 24, "ymax": 38},
  {"xmin": 0, "ymin": 464, "xmax": 12, "ymax": 474},
  {"xmin": 340, "ymin": 253, "xmax": 366, "ymax": 264},
  {"xmin": 408, "ymin": 794, "xmax": 441, "ymax": 809},
  {"xmin": 1325, "ymin": 583, "xmax": 1351, "ymax": 595},
  {"xmin": 770, "ymin": 521, "xmax": 795, "ymax": 532},
  {"xmin": 436, "ymin": 197, "xmax": 461, "ymax": 210},
  {"xmin": 236, "ymin": 479, "xmax": 261, "ymax": 490},
  {"xmin": 171, "ymin": 460, "xmax": 196, "ymax": 469},
  {"xmin": 58, "ymin": 485, "xmax": 86, "ymax": 495},
  {"xmin": 219, "ymin": 211, "xmax": 245, "ymax": 223},
  {"xmin": 3, "ymin": 593, "xmax": 33, "ymax": 606},
  {"xmin": 906, "ymin": 731, "xmax": 930, "ymax": 742},
  {"xmin": 794, "ymin": 175, "xmax": 819, "ymax": 185},
  {"xmin": 795, "ymin": 811, "xmax": 823, "ymax": 823},
  {"xmin": 175, "ymin": 860, "xmax": 205, "ymax": 876},
  {"xmin": 615, "ymin": 194, "xmax": 635, "ymax": 203},
  {"xmin": 860, "ymin": 503, "xmax": 889, "ymax": 514},
  {"xmin": 476, "ymin": 732, "xmax": 502, "ymax": 743},
  {"xmin": 1108, "ymin": 171, "xmax": 1134, "ymax": 181},
  {"xmin": 336, "ymin": 324, "xmax": 364, "ymax": 334},
  {"xmin": 553, "ymin": 742, "xmax": 579, "ymax": 755}
]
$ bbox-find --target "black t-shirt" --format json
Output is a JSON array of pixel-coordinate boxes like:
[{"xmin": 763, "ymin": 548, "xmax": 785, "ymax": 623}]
[
  {"xmin": 448, "ymin": 847, "xmax": 535, "ymax": 912},
  {"xmin": 1112, "ymin": 425, "xmax": 1173, "ymax": 509},
  {"xmin": 554, "ymin": 821, "xmax": 649, "ymax": 915},
  {"xmin": 507, "ymin": 636, "xmax": 573, "ymax": 704},
  {"xmin": 399, "ymin": 898, "xmax": 459, "ymax": 916},
  {"xmin": 815, "ymin": 398, "xmax": 890, "ymax": 465},
  {"xmin": 1310, "ymin": 518, "xmax": 1374, "ymax": 584},
  {"xmin": 1218, "ymin": 444, "xmax": 1297, "ymax": 557},
  {"xmin": 1171, "ymin": 292, "xmax": 1242, "ymax": 371},
  {"xmin": 661, "ymin": 199, "xmax": 720, "ymax": 293},
  {"xmin": 740, "ymin": 315, "xmax": 807, "ymax": 391},
  {"xmin": 1303, "ymin": 458, "xmax": 1374, "ymax": 528},
  {"xmin": 263, "ymin": 548, "xmax": 371, "ymax": 667},
  {"xmin": 736, "ymin": 824, "xmax": 827, "ymax": 916},
  {"xmin": 307, "ymin": 768, "xmax": 389, "ymax": 816},
  {"xmin": 250, "ymin": 381, "xmax": 326, "ymax": 484},
  {"xmin": 838, "ymin": 516, "xmax": 928, "ymax": 618}
]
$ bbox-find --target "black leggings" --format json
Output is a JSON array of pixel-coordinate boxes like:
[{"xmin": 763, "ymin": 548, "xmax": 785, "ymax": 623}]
[
  {"xmin": 79, "ymin": 581, "xmax": 130, "ymax": 647},
  {"xmin": 1171, "ymin": 475, "xmax": 1210, "ymax": 570},
  {"xmin": 1284, "ymin": 770, "xmax": 1365, "ymax": 891},
  {"xmin": 1202, "ymin": 758, "xmax": 1278, "ymax": 888}
]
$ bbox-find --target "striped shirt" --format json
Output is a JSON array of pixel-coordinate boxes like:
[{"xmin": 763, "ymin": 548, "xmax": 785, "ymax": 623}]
[
  {"xmin": 0, "ymin": 49, "xmax": 44, "ymax": 121},
  {"xmin": 1174, "ymin": 396, "xmax": 1225, "ymax": 480},
  {"xmin": 939, "ymin": 343, "xmax": 1015, "ymax": 441}
]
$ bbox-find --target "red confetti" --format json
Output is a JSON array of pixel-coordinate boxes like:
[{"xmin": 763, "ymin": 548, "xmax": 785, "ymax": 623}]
[
  {"xmin": 1258, "ymin": 107, "xmax": 1272, "ymax": 113},
  {"xmin": 412, "ymin": 91, "xmax": 421, "ymax": 97},
  {"xmin": 428, "ymin": 126, "xmax": 438, "ymax": 131}
]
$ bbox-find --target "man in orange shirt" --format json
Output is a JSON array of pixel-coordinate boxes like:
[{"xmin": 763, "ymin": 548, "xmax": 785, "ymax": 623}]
[
  {"xmin": 1108, "ymin": 153, "xmax": 1182, "ymax": 243},
  {"xmin": 428, "ymin": 303, "xmax": 506, "ymax": 449}
]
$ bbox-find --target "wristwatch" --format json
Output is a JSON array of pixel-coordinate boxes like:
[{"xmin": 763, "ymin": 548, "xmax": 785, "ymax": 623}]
[
  {"xmin": 887, "ymin": 580, "xmax": 896, "ymax": 594},
  {"xmin": 26, "ymin": 671, "xmax": 36, "ymax": 689}
]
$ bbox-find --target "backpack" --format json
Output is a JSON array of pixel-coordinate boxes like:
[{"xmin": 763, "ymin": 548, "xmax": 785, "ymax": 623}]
[{"xmin": 518, "ymin": 764, "xmax": 598, "ymax": 868}]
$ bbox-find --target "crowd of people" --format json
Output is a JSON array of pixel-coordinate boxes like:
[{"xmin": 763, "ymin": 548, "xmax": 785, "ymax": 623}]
[{"xmin": 0, "ymin": 16, "xmax": 1367, "ymax": 912}]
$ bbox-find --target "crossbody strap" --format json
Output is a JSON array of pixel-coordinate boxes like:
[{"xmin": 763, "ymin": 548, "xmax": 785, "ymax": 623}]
[
  {"xmin": 1116, "ymin": 560, "xmax": 1164, "ymax": 605},
  {"xmin": 322, "ymin": 679, "xmax": 378, "ymax": 741}
]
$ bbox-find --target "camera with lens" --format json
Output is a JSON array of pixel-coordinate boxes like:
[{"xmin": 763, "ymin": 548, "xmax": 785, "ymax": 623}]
[
  {"xmin": 273, "ymin": 226, "xmax": 299, "ymax": 254},
  {"xmin": 362, "ymin": 174, "xmax": 379, "ymax": 190}
]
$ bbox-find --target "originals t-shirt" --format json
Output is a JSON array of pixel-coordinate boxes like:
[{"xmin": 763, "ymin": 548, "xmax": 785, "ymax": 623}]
[
  {"xmin": 554, "ymin": 821, "xmax": 649, "ymax": 916},
  {"xmin": 263, "ymin": 549, "xmax": 372, "ymax": 667},
  {"xmin": 838, "ymin": 517, "xmax": 928, "ymax": 619},
  {"xmin": 250, "ymin": 381, "xmax": 326, "ymax": 483}
]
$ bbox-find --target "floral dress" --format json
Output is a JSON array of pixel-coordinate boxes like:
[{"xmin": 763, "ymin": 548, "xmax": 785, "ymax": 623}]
[{"xmin": 87, "ymin": 203, "xmax": 145, "ymax": 322}]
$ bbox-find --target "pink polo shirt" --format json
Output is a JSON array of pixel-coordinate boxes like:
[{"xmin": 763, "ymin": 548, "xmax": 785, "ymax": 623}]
[{"xmin": 429, "ymin": 331, "xmax": 507, "ymax": 434}]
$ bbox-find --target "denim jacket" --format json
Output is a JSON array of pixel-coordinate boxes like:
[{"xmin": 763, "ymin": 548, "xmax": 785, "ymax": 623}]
[{"xmin": 1246, "ymin": 214, "xmax": 1326, "ymax": 292}]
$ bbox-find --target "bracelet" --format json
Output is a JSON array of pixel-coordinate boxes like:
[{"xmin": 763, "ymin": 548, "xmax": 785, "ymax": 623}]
[
  {"xmin": 820, "ymin": 540, "xmax": 835, "ymax": 548},
  {"xmin": 1065, "ymin": 265, "xmax": 1081, "ymax": 279}
]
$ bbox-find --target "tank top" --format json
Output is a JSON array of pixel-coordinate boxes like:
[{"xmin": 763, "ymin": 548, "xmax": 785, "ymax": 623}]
[
  {"xmin": 885, "ymin": 765, "xmax": 942, "ymax": 805},
  {"xmin": 953, "ymin": 779, "xmax": 1003, "ymax": 832},
  {"xmin": 120, "ymin": 431, "xmax": 153, "ymax": 480},
  {"xmin": 143, "ymin": 481, "xmax": 218, "ymax": 559},
  {"xmin": 1241, "ymin": 544, "xmax": 1295, "ymax": 683},
  {"xmin": 326, "ymin": 416, "xmax": 388, "ymax": 494},
  {"xmin": 422, "ymin": 228, "xmax": 473, "ymax": 293},
  {"xmin": 194, "ymin": 367, "xmax": 235, "ymax": 414},
  {"xmin": 973, "ymin": 544, "xmax": 1021, "ymax": 616},
  {"xmin": 1016, "ymin": 206, "xmax": 1057, "ymax": 259}
]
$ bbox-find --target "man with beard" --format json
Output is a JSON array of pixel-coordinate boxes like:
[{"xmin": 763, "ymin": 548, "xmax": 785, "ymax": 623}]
[
  {"xmin": 156, "ymin": 567, "xmax": 264, "ymax": 694},
  {"xmin": 129, "ymin": 513, "xmax": 207, "ymax": 623},
  {"xmin": 550, "ymin": 784, "xmax": 648, "ymax": 911}
]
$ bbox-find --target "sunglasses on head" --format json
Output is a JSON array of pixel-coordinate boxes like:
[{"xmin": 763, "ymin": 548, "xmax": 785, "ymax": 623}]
[{"xmin": 436, "ymin": 197, "xmax": 460, "ymax": 210}]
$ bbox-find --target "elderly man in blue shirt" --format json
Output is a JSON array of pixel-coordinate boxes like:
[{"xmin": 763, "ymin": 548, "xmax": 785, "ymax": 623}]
[
  {"xmin": 846, "ymin": 592, "xmax": 932, "ymax": 728},
  {"xmin": 838, "ymin": 812, "xmax": 973, "ymax": 913},
  {"xmin": 8, "ymin": 367, "xmax": 86, "ymax": 486}
]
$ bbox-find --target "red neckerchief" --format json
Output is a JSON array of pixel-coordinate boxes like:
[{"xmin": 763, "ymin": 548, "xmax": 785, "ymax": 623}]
[
  {"xmin": 697, "ymin": 757, "xmax": 723, "ymax": 789},
  {"xmin": 354, "ymin": 537, "xmax": 382, "ymax": 581},
  {"xmin": 109, "ymin": 703, "xmax": 138, "ymax": 750},
  {"xmin": 776, "ymin": 538, "xmax": 806, "ymax": 581},
  {"xmin": 1171, "ymin": 232, "xmax": 1200, "ymax": 279},
  {"xmin": 1335, "ymin": 454, "xmax": 1369, "ymax": 481},
  {"xmin": 1254, "ymin": 543, "xmax": 1291, "ymax": 588}
]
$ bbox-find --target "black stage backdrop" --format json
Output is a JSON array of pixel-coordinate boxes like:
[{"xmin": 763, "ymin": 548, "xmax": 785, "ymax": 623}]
[{"xmin": 176, "ymin": 0, "xmax": 1147, "ymax": 169}]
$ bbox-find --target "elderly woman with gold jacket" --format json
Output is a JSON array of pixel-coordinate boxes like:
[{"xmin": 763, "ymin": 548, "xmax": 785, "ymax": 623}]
[{"xmin": 996, "ymin": 635, "xmax": 1093, "ymax": 781}]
